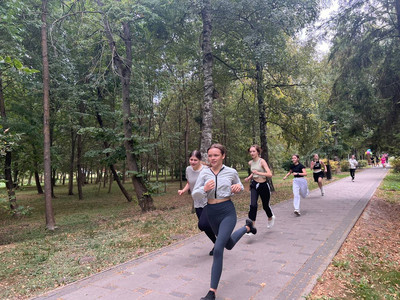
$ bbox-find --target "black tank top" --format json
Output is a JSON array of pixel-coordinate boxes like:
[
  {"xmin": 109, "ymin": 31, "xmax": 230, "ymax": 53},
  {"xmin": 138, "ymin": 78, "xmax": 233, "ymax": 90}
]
[{"xmin": 313, "ymin": 161, "xmax": 321, "ymax": 170}]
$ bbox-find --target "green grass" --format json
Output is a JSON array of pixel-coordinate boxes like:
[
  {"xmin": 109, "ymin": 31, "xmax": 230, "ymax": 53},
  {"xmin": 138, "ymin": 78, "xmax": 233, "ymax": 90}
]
[
  {"xmin": 0, "ymin": 171, "xmax": 346, "ymax": 299},
  {"xmin": 308, "ymin": 170, "xmax": 400, "ymax": 300}
]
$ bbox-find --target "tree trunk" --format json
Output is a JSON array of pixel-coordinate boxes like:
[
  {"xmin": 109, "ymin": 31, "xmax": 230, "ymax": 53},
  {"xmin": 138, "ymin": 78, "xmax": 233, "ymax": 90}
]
[
  {"xmin": 95, "ymin": 103, "xmax": 132, "ymax": 202},
  {"xmin": 99, "ymin": 5, "xmax": 154, "ymax": 211},
  {"xmin": 395, "ymin": 0, "xmax": 400, "ymax": 37},
  {"xmin": 256, "ymin": 61, "xmax": 275, "ymax": 192},
  {"xmin": 41, "ymin": 0, "xmax": 56, "ymax": 230},
  {"xmin": 68, "ymin": 128, "xmax": 75, "ymax": 195},
  {"xmin": 200, "ymin": 0, "xmax": 214, "ymax": 161},
  {"xmin": 76, "ymin": 131, "xmax": 83, "ymax": 200},
  {"xmin": 0, "ymin": 71, "xmax": 18, "ymax": 212}
]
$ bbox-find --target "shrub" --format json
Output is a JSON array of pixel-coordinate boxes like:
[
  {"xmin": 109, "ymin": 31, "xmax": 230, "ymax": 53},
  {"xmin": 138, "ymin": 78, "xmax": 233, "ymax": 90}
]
[
  {"xmin": 340, "ymin": 160, "xmax": 350, "ymax": 172},
  {"xmin": 392, "ymin": 157, "xmax": 400, "ymax": 173},
  {"xmin": 321, "ymin": 159, "xmax": 340, "ymax": 173},
  {"xmin": 358, "ymin": 160, "xmax": 368, "ymax": 168}
]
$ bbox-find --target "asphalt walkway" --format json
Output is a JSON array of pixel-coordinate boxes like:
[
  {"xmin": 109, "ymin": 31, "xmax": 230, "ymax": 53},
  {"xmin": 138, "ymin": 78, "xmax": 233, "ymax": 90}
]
[{"xmin": 33, "ymin": 167, "xmax": 388, "ymax": 300}]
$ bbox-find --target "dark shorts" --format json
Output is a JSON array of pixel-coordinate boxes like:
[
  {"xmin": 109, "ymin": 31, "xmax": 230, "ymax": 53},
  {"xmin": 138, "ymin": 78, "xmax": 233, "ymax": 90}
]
[{"xmin": 313, "ymin": 171, "xmax": 324, "ymax": 182}]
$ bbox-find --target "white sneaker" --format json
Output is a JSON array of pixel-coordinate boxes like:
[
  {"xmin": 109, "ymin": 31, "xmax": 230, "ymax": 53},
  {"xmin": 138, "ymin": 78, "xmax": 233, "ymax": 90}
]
[
  {"xmin": 294, "ymin": 210, "xmax": 301, "ymax": 216},
  {"xmin": 321, "ymin": 188, "xmax": 324, "ymax": 196},
  {"xmin": 245, "ymin": 232, "xmax": 254, "ymax": 236},
  {"xmin": 267, "ymin": 215, "xmax": 276, "ymax": 228}
]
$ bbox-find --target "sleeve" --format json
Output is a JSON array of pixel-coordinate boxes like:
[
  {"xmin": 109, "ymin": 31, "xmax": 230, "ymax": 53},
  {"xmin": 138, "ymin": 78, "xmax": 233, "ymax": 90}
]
[{"xmin": 192, "ymin": 170, "xmax": 208, "ymax": 201}]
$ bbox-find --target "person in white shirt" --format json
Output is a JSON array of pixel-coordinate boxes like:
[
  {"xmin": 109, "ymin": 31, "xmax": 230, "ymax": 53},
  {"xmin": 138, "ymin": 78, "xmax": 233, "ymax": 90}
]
[{"xmin": 348, "ymin": 155, "xmax": 358, "ymax": 182}]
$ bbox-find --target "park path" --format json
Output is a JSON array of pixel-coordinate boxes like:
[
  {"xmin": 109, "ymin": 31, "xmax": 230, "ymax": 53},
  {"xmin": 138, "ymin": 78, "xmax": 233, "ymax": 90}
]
[{"xmin": 33, "ymin": 167, "xmax": 388, "ymax": 300}]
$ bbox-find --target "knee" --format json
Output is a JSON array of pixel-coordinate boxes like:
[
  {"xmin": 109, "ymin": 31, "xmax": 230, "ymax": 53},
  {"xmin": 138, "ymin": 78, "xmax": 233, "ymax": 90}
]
[
  {"xmin": 213, "ymin": 246, "xmax": 224, "ymax": 257},
  {"xmin": 225, "ymin": 243, "xmax": 234, "ymax": 251}
]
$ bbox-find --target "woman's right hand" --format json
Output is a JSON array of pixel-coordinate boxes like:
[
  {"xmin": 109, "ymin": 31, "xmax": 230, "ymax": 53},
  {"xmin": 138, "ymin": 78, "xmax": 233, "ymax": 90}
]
[
  {"xmin": 204, "ymin": 180, "xmax": 215, "ymax": 192},
  {"xmin": 178, "ymin": 190, "xmax": 184, "ymax": 195}
]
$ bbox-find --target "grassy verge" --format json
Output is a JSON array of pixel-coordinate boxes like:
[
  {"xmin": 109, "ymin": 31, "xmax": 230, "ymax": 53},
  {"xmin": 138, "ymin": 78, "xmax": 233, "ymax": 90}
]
[
  {"xmin": 308, "ymin": 170, "xmax": 400, "ymax": 300},
  {"xmin": 0, "ymin": 170, "xmax": 346, "ymax": 299}
]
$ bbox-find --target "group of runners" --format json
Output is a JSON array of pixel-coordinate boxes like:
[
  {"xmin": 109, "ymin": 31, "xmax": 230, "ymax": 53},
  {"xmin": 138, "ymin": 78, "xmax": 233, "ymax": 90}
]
[{"xmin": 177, "ymin": 144, "xmax": 363, "ymax": 300}]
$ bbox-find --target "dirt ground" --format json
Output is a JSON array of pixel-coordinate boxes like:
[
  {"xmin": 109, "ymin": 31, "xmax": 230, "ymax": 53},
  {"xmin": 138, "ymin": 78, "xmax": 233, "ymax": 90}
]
[{"xmin": 310, "ymin": 193, "xmax": 400, "ymax": 298}]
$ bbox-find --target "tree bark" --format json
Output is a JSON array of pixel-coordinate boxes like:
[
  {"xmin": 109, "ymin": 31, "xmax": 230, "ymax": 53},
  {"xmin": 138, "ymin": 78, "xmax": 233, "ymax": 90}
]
[
  {"xmin": 0, "ymin": 71, "xmax": 18, "ymax": 212},
  {"xmin": 41, "ymin": 0, "xmax": 56, "ymax": 230},
  {"xmin": 256, "ymin": 62, "xmax": 275, "ymax": 192},
  {"xmin": 98, "ymin": 3, "xmax": 154, "ymax": 211},
  {"xmin": 200, "ymin": 0, "xmax": 214, "ymax": 161},
  {"xmin": 95, "ymin": 102, "xmax": 132, "ymax": 202},
  {"xmin": 68, "ymin": 128, "xmax": 75, "ymax": 195}
]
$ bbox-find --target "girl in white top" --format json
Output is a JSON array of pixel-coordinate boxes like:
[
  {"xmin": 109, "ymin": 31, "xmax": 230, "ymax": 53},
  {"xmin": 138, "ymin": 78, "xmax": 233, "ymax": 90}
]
[{"xmin": 178, "ymin": 150, "xmax": 216, "ymax": 255}]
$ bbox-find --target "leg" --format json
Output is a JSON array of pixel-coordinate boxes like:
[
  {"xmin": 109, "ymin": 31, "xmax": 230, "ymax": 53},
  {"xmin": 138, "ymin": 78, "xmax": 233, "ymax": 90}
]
[
  {"xmin": 292, "ymin": 179, "xmax": 301, "ymax": 211},
  {"xmin": 259, "ymin": 182, "xmax": 273, "ymax": 218},
  {"xmin": 209, "ymin": 208, "xmax": 237, "ymax": 289},
  {"xmin": 248, "ymin": 181, "xmax": 259, "ymax": 222},
  {"xmin": 299, "ymin": 178, "xmax": 309, "ymax": 199},
  {"xmin": 197, "ymin": 206, "xmax": 217, "ymax": 244}
]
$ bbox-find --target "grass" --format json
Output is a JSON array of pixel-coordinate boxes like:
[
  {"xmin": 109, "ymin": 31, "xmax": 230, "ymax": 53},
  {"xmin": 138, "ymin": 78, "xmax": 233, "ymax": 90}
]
[
  {"xmin": 0, "ymin": 170, "xmax": 346, "ymax": 299},
  {"xmin": 309, "ymin": 170, "xmax": 400, "ymax": 300}
]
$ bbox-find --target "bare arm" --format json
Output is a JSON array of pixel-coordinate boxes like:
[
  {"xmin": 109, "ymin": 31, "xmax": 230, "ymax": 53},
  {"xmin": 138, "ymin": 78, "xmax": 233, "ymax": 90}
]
[{"xmin": 178, "ymin": 182, "xmax": 190, "ymax": 195}]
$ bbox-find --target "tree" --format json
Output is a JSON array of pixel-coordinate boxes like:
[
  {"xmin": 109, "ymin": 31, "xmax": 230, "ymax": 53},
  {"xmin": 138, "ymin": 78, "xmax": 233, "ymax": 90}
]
[
  {"xmin": 97, "ymin": 0, "xmax": 155, "ymax": 211},
  {"xmin": 199, "ymin": 0, "xmax": 215, "ymax": 160},
  {"xmin": 328, "ymin": 0, "xmax": 400, "ymax": 155},
  {"xmin": 41, "ymin": 0, "xmax": 56, "ymax": 230}
]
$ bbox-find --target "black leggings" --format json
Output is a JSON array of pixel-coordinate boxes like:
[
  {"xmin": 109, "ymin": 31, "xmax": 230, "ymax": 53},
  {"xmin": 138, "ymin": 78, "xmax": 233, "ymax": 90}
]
[
  {"xmin": 248, "ymin": 180, "xmax": 272, "ymax": 221},
  {"xmin": 350, "ymin": 169, "xmax": 355, "ymax": 179},
  {"xmin": 195, "ymin": 206, "xmax": 216, "ymax": 244},
  {"xmin": 206, "ymin": 200, "xmax": 247, "ymax": 290}
]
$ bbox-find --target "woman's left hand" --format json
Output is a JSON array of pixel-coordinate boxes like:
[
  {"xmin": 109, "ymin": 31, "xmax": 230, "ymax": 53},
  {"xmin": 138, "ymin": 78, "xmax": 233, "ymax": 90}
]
[{"xmin": 231, "ymin": 183, "xmax": 242, "ymax": 193}]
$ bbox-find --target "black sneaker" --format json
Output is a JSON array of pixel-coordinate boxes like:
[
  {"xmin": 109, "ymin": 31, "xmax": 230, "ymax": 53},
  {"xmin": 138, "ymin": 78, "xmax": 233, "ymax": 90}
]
[
  {"xmin": 200, "ymin": 290, "xmax": 215, "ymax": 300},
  {"xmin": 245, "ymin": 219, "xmax": 257, "ymax": 235},
  {"xmin": 209, "ymin": 247, "xmax": 214, "ymax": 256}
]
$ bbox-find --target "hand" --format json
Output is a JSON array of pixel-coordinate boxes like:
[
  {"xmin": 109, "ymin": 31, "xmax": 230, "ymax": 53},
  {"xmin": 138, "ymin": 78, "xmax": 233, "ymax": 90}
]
[
  {"xmin": 204, "ymin": 180, "xmax": 215, "ymax": 192},
  {"xmin": 244, "ymin": 177, "xmax": 250, "ymax": 182},
  {"xmin": 178, "ymin": 190, "xmax": 184, "ymax": 196},
  {"xmin": 231, "ymin": 183, "xmax": 242, "ymax": 193},
  {"xmin": 251, "ymin": 170, "xmax": 258, "ymax": 175},
  {"xmin": 283, "ymin": 176, "xmax": 287, "ymax": 180}
]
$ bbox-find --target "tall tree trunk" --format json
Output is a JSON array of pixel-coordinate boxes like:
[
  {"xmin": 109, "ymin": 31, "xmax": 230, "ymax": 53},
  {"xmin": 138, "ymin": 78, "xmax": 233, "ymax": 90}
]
[
  {"xmin": 0, "ymin": 72, "xmax": 18, "ymax": 212},
  {"xmin": 95, "ymin": 103, "xmax": 132, "ymax": 202},
  {"xmin": 68, "ymin": 128, "xmax": 75, "ymax": 195},
  {"xmin": 76, "ymin": 131, "xmax": 83, "ymax": 200},
  {"xmin": 256, "ymin": 62, "xmax": 275, "ymax": 192},
  {"xmin": 99, "ymin": 5, "xmax": 154, "ymax": 211},
  {"xmin": 41, "ymin": 0, "xmax": 56, "ymax": 230},
  {"xmin": 395, "ymin": 0, "xmax": 400, "ymax": 36},
  {"xmin": 200, "ymin": 0, "xmax": 214, "ymax": 161}
]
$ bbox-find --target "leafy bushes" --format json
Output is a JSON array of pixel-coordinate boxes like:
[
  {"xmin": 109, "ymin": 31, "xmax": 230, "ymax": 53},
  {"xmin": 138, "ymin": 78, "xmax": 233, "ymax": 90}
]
[
  {"xmin": 340, "ymin": 160, "xmax": 350, "ymax": 172},
  {"xmin": 321, "ymin": 159, "xmax": 340, "ymax": 173},
  {"xmin": 391, "ymin": 157, "xmax": 400, "ymax": 173},
  {"xmin": 358, "ymin": 160, "xmax": 368, "ymax": 168}
]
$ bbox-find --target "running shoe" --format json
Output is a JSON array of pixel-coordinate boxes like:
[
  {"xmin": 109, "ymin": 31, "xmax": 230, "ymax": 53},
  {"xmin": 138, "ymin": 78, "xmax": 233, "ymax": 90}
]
[
  {"xmin": 294, "ymin": 210, "xmax": 301, "ymax": 216},
  {"xmin": 267, "ymin": 215, "xmax": 275, "ymax": 228}
]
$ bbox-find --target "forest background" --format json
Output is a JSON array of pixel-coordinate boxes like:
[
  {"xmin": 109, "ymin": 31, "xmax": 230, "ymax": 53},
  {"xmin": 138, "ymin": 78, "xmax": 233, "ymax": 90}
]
[{"xmin": 0, "ymin": 0, "xmax": 400, "ymax": 298}]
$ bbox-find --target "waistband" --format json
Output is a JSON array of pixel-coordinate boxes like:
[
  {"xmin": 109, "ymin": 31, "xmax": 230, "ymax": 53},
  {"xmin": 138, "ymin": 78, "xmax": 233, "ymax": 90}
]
[{"xmin": 208, "ymin": 198, "xmax": 230, "ymax": 205}]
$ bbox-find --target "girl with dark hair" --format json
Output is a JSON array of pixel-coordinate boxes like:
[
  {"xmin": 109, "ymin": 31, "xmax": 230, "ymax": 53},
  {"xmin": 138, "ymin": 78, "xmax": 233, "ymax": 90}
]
[
  {"xmin": 310, "ymin": 154, "xmax": 327, "ymax": 196},
  {"xmin": 244, "ymin": 145, "xmax": 274, "ymax": 230},
  {"xmin": 178, "ymin": 150, "xmax": 216, "ymax": 255},
  {"xmin": 192, "ymin": 144, "xmax": 256, "ymax": 300},
  {"xmin": 283, "ymin": 155, "xmax": 309, "ymax": 216}
]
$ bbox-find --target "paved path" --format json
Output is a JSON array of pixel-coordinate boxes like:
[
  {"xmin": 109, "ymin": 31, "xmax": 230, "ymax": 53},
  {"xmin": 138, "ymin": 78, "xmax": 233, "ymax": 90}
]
[{"xmin": 33, "ymin": 167, "xmax": 388, "ymax": 300}]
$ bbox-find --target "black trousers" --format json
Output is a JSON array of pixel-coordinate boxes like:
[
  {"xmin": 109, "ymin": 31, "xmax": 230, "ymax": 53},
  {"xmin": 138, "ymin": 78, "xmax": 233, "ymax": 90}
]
[{"xmin": 248, "ymin": 180, "xmax": 273, "ymax": 221}]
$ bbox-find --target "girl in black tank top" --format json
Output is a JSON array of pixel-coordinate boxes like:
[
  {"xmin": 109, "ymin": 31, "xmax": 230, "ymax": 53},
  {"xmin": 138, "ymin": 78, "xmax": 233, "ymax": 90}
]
[{"xmin": 310, "ymin": 154, "xmax": 327, "ymax": 196}]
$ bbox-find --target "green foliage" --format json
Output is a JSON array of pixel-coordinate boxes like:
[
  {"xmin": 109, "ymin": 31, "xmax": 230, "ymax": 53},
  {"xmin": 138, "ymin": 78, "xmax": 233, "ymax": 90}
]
[
  {"xmin": 391, "ymin": 157, "xmax": 400, "ymax": 173},
  {"xmin": 340, "ymin": 160, "xmax": 349, "ymax": 172},
  {"xmin": 357, "ymin": 160, "xmax": 368, "ymax": 168}
]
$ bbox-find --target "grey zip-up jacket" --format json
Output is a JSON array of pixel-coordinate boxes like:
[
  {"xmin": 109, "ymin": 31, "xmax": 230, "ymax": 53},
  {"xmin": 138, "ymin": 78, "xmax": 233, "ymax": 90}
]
[{"xmin": 192, "ymin": 165, "xmax": 244, "ymax": 201}]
